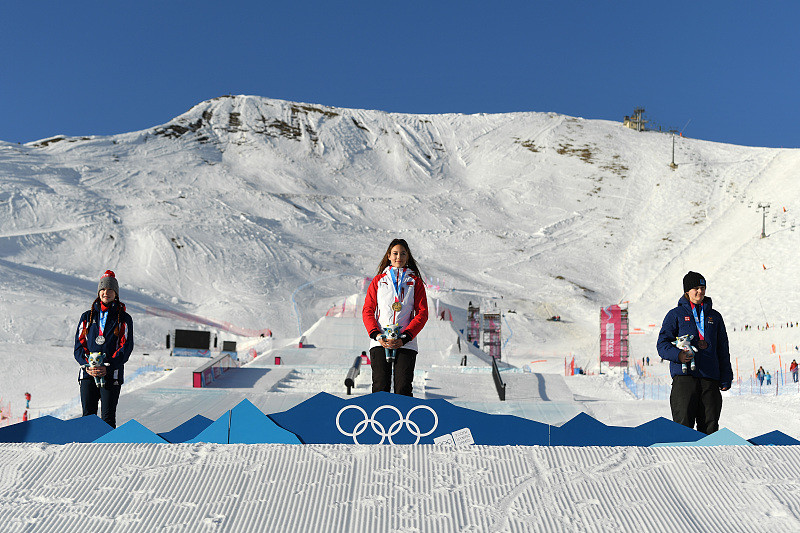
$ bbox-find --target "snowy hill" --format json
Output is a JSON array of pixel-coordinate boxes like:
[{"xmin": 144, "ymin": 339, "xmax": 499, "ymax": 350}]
[
  {"xmin": 1, "ymin": 94, "xmax": 799, "ymax": 385},
  {"xmin": 3, "ymin": 95, "xmax": 800, "ymax": 531}
]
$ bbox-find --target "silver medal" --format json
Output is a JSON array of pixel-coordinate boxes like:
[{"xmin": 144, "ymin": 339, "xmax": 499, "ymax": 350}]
[{"xmin": 96, "ymin": 335, "xmax": 105, "ymax": 345}]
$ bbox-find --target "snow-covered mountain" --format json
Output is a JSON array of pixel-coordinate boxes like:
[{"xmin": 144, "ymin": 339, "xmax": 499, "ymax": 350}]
[
  {"xmin": 4, "ymin": 95, "xmax": 800, "ymax": 532},
  {"xmin": 1, "ymin": 94, "xmax": 798, "ymax": 363}
]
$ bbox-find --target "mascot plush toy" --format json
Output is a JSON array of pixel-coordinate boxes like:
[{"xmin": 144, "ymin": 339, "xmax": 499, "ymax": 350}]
[
  {"xmin": 87, "ymin": 352, "xmax": 107, "ymax": 389},
  {"xmin": 671, "ymin": 334, "xmax": 698, "ymax": 373},
  {"xmin": 379, "ymin": 324, "xmax": 401, "ymax": 362}
]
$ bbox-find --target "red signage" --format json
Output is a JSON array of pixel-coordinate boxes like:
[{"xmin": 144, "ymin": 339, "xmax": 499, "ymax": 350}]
[{"xmin": 600, "ymin": 305, "xmax": 622, "ymax": 364}]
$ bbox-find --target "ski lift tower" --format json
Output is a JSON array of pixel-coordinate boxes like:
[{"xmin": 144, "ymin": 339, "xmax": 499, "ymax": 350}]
[
  {"xmin": 466, "ymin": 302, "xmax": 481, "ymax": 346},
  {"xmin": 483, "ymin": 311, "xmax": 502, "ymax": 360},
  {"xmin": 758, "ymin": 203, "xmax": 771, "ymax": 238}
]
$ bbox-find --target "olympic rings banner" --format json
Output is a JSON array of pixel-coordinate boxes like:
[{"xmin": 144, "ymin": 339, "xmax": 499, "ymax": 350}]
[
  {"xmin": 1, "ymin": 394, "xmax": 720, "ymax": 446},
  {"xmin": 269, "ymin": 391, "xmax": 553, "ymax": 445}
]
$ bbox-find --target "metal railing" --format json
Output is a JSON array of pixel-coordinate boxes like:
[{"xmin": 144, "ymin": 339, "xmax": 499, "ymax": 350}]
[
  {"xmin": 344, "ymin": 356, "xmax": 362, "ymax": 395},
  {"xmin": 491, "ymin": 357, "xmax": 506, "ymax": 401}
]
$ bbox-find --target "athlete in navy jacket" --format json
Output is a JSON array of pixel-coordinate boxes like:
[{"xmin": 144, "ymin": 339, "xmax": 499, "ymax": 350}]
[
  {"xmin": 656, "ymin": 271, "xmax": 732, "ymax": 434},
  {"xmin": 73, "ymin": 270, "xmax": 134, "ymax": 427}
]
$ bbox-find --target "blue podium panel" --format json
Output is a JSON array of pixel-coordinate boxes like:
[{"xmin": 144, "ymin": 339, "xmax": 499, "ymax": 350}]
[
  {"xmin": 60, "ymin": 416, "xmax": 114, "ymax": 443},
  {"xmin": 229, "ymin": 399, "xmax": 301, "ymax": 444},
  {"xmin": 749, "ymin": 430, "xmax": 800, "ymax": 446},
  {"xmin": 158, "ymin": 415, "xmax": 213, "ymax": 443},
  {"xmin": 93, "ymin": 420, "xmax": 169, "ymax": 444},
  {"xmin": 268, "ymin": 392, "xmax": 551, "ymax": 445},
  {"xmin": 636, "ymin": 417, "xmax": 705, "ymax": 446},
  {"xmin": 0, "ymin": 416, "xmax": 113, "ymax": 444},
  {"xmin": 0, "ymin": 416, "xmax": 65, "ymax": 443},
  {"xmin": 651, "ymin": 428, "xmax": 753, "ymax": 447},
  {"xmin": 550, "ymin": 412, "xmax": 650, "ymax": 447},
  {"xmin": 186, "ymin": 413, "xmax": 231, "ymax": 444}
]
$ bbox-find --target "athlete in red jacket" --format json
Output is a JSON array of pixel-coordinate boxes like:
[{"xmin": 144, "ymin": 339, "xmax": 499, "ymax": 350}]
[{"xmin": 362, "ymin": 239, "xmax": 428, "ymax": 396}]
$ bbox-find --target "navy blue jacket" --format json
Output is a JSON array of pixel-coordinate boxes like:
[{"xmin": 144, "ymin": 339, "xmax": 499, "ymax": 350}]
[
  {"xmin": 656, "ymin": 295, "xmax": 733, "ymax": 387},
  {"xmin": 74, "ymin": 300, "xmax": 134, "ymax": 384}
]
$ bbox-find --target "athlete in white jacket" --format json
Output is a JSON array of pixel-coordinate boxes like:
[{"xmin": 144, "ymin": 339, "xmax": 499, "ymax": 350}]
[{"xmin": 362, "ymin": 239, "xmax": 428, "ymax": 396}]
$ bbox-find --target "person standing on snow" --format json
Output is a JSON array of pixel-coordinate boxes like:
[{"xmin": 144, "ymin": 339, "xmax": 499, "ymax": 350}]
[
  {"xmin": 790, "ymin": 360, "xmax": 798, "ymax": 383},
  {"xmin": 362, "ymin": 239, "xmax": 428, "ymax": 396},
  {"xmin": 656, "ymin": 271, "xmax": 733, "ymax": 434},
  {"xmin": 73, "ymin": 270, "xmax": 134, "ymax": 427}
]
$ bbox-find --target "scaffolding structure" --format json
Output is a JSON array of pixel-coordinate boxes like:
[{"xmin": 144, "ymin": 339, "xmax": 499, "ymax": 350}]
[
  {"xmin": 483, "ymin": 312, "xmax": 502, "ymax": 360},
  {"xmin": 620, "ymin": 307, "xmax": 629, "ymax": 367},
  {"xmin": 467, "ymin": 303, "xmax": 481, "ymax": 346}
]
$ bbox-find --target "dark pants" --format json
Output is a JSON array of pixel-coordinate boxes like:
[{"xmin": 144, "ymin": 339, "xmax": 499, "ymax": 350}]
[
  {"xmin": 80, "ymin": 379, "xmax": 122, "ymax": 428},
  {"xmin": 670, "ymin": 376, "xmax": 722, "ymax": 434},
  {"xmin": 369, "ymin": 346, "xmax": 417, "ymax": 396}
]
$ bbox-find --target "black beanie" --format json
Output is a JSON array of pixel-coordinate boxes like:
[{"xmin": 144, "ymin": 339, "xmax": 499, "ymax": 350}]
[{"xmin": 683, "ymin": 271, "xmax": 706, "ymax": 293}]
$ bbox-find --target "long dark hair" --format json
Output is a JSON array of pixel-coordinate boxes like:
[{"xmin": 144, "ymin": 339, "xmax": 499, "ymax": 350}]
[
  {"xmin": 375, "ymin": 238, "xmax": 422, "ymax": 278},
  {"xmin": 85, "ymin": 294, "xmax": 123, "ymax": 338}
]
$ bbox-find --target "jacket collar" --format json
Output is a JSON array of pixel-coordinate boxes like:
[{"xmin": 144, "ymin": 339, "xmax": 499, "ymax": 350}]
[
  {"xmin": 93, "ymin": 300, "xmax": 123, "ymax": 313},
  {"xmin": 678, "ymin": 294, "xmax": 712, "ymax": 311}
]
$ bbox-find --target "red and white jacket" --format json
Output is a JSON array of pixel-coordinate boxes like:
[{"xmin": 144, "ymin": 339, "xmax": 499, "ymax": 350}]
[{"xmin": 362, "ymin": 266, "xmax": 428, "ymax": 353}]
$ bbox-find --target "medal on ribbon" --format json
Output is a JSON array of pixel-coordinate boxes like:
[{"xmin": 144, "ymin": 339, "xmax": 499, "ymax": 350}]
[
  {"xmin": 97, "ymin": 308, "xmax": 108, "ymax": 346},
  {"xmin": 389, "ymin": 267, "xmax": 407, "ymax": 312},
  {"xmin": 692, "ymin": 305, "xmax": 707, "ymax": 349}
]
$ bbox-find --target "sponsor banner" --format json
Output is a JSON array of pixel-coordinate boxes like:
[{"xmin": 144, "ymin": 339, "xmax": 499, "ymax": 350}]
[
  {"xmin": 173, "ymin": 348, "xmax": 211, "ymax": 358},
  {"xmin": 600, "ymin": 305, "xmax": 622, "ymax": 364}
]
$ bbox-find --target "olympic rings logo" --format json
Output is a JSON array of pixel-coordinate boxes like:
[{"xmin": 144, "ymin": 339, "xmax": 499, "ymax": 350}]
[{"xmin": 335, "ymin": 404, "xmax": 438, "ymax": 444}]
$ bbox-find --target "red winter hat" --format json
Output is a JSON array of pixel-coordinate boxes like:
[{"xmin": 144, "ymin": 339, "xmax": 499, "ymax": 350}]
[{"xmin": 98, "ymin": 270, "xmax": 119, "ymax": 295}]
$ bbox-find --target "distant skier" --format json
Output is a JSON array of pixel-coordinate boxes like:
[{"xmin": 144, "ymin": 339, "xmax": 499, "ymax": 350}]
[
  {"xmin": 362, "ymin": 239, "xmax": 428, "ymax": 396},
  {"xmin": 656, "ymin": 271, "xmax": 732, "ymax": 434},
  {"xmin": 756, "ymin": 366, "xmax": 766, "ymax": 387},
  {"xmin": 74, "ymin": 270, "xmax": 134, "ymax": 428},
  {"xmin": 791, "ymin": 360, "xmax": 799, "ymax": 383}
]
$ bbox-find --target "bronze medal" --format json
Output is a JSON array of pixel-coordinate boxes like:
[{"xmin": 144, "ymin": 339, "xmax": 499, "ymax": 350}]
[
  {"xmin": 392, "ymin": 301, "xmax": 403, "ymax": 312},
  {"xmin": 697, "ymin": 340, "xmax": 708, "ymax": 350}
]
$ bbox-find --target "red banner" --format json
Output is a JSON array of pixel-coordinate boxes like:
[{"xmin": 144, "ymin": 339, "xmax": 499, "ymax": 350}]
[{"xmin": 600, "ymin": 305, "xmax": 622, "ymax": 364}]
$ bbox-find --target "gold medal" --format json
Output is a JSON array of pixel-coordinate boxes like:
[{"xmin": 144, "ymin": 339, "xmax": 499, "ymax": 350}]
[{"xmin": 392, "ymin": 302, "xmax": 403, "ymax": 312}]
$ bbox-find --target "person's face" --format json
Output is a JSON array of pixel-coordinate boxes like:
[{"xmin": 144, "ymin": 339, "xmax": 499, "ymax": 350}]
[
  {"xmin": 99, "ymin": 288, "xmax": 116, "ymax": 304},
  {"xmin": 388, "ymin": 245, "xmax": 409, "ymax": 269},
  {"xmin": 687, "ymin": 285, "xmax": 705, "ymax": 305}
]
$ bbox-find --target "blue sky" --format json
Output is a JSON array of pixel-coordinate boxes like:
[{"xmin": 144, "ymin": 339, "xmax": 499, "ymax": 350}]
[{"xmin": 2, "ymin": 1, "xmax": 798, "ymax": 147}]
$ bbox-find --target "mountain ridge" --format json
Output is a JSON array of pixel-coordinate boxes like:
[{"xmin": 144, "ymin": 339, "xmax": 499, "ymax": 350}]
[{"xmin": 1, "ymin": 95, "xmax": 798, "ymax": 366}]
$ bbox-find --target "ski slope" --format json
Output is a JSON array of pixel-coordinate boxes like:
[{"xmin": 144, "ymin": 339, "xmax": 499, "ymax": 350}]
[{"xmin": 2, "ymin": 95, "xmax": 800, "ymax": 530}]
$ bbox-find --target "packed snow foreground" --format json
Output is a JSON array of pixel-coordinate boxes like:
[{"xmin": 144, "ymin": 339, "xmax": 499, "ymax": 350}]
[{"xmin": 2, "ymin": 95, "xmax": 800, "ymax": 530}]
